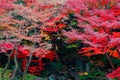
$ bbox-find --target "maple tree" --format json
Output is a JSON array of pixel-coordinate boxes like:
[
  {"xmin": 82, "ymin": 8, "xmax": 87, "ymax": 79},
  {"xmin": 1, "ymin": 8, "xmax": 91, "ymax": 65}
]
[
  {"xmin": 0, "ymin": 0, "xmax": 67, "ymax": 80},
  {"xmin": 63, "ymin": 0, "xmax": 120, "ymax": 79},
  {"xmin": 63, "ymin": 0, "xmax": 120, "ymax": 58},
  {"xmin": 0, "ymin": 0, "xmax": 120, "ymax": 80}
]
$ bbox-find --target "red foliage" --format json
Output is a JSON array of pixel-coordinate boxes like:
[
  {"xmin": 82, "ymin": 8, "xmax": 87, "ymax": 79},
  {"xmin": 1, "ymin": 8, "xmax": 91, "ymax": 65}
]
[
  {"xmin": 22, "ymin": 59, "xmax": 44, "ymax": 76},
  {"xmin": 33, "ymin": 48, "xmax": 56, "ymax": 61},
  {"xmin": 12, "ymin": 46, "xmax": 30, "ymax": 58},
  {"xmin": 0, "ymin": 42, "xmax": 14, "ymax": 53},
  {"xmin": 63, "ymin": 0, "xmax": 120, "ymax": 58},
  {"xmin": 44, "ymin": 51, "xmax": 56, "ymax": 61},
  {"xmin": 0, "ymin": 0, "xmax": 65, "ymax": 75},
  {"xmin": 0, "ymin": 0, "xmax": 16, "ymax": 9},
  {"xmin": 0, "ymin": 41, "xmax": 56, "ymax": 75},
  {"xmin": 43, "ymin": 27, "xmax": 59, "ymax": 33},
  {"xmin": 106, "ymin": 67, "xmax": 120, "ymax": 79},
  {"xmin": 0, "ymin": 0, "xmax": 67, "ymax": 42}
]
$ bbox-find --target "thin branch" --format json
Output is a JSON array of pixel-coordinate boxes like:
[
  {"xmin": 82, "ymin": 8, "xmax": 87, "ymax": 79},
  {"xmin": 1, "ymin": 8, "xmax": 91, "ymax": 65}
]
[
  {"xmin": 22, "ymin": 45, "xmax": 35, "ymax": 80},
  {"xmin": 10, "ymin": 49, "xmax": 18, "ymax": 80},
  {"xmin": 1, "ymin": 53, "xmax": 13, "ymax": 80},
  {"xmin": 1, "ymin": 38, "xmax": 14, "ymax": 80},
  {"xmin": 10, "ymin": 43, "xmax": 19, "ymax": 80},
  {"xmin": 105, "ymin": 53, "xmax": 115, "ymax": 70}
]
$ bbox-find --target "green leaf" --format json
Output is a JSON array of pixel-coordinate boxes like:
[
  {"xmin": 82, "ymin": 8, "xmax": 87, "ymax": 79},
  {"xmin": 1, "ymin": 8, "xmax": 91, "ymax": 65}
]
[
  {"xmin": 66, "ymin": 44, "xmax": 78, "ymax": 49},
  {"xmin": 14, "ymin": 0, "xmax": 25, "ymax": 5},
  {"xmin": 70, "ymin": 20, "xmax": 78, "ymax": 26}
]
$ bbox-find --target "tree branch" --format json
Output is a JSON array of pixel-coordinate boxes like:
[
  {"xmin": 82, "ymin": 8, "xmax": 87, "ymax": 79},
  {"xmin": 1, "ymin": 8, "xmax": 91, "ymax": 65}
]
[
  {"xmin": 22, "ymin": 45, "xmax": 35, "ymax": 80},
  {"xmin": 105, "ymin": 53, "xmax": 115, "ymax": 70}
]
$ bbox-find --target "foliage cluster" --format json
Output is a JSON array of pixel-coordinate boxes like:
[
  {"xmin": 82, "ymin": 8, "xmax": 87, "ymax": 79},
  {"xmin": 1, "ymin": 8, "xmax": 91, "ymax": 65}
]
[{"xmin": 0, "ymin": 0, "xmax": 120, "ymax": 80}]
